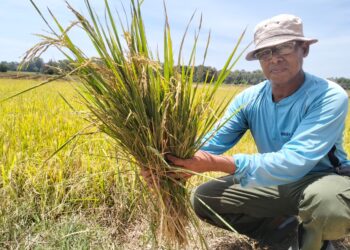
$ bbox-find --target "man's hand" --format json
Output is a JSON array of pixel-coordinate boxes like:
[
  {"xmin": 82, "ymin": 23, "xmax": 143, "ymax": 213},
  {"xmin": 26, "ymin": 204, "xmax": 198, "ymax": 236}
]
[
  {"xmin": 166, "ymin": 150, "xmax": 236, "ymax": 179},
  {"xmin": 140, "ymin": 151, "xmax": 236, "ymax": 187}
]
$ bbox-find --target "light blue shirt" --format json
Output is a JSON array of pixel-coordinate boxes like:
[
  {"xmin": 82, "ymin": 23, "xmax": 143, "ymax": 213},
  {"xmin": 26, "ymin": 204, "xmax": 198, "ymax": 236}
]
[{"xmin": 201, "ymin": 72, "xmax": 350, "ymax": 187}]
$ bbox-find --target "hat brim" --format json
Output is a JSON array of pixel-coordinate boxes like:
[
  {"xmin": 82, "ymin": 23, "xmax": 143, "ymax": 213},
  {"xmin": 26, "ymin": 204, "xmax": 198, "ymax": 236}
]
[{"xmin": 245, "ymin": 36, "xmax": 318, "ymax": 61}]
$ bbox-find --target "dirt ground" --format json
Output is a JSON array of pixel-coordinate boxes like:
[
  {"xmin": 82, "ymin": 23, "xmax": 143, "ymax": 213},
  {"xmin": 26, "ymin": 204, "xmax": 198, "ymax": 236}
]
[{"xmin": 120, "ymin": 218, "xmax": 350, "ymax": 250}]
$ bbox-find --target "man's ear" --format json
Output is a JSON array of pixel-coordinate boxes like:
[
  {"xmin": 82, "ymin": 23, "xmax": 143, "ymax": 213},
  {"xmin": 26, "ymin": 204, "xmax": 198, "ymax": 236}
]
[{"xmin": 302, "ymin": 43, "xmax": 310, "ymax": 57}]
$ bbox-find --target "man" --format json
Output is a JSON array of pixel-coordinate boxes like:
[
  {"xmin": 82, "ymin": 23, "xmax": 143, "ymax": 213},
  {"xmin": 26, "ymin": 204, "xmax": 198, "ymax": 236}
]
[{"xmin": 166, "ymin": 14, "xmax": 350, "ymax": 250}]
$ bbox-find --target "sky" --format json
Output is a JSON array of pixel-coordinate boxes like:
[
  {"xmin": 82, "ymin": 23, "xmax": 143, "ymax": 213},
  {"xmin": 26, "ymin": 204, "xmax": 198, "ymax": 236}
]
[{"xmin": 1, "ymin": 0, "xmax": 349, "ymax": 78}]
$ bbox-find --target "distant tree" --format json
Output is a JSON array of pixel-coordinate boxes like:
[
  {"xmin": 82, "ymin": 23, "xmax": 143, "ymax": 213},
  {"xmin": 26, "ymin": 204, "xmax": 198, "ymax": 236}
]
[
  {"xmin": 42, "ymin": 60, "xmax": 60, "ymax": 75},
  {"xmin": 249, "ymin": 70, "xmax": 266, "ymax": 84},
  {"xmin": 206, "ymin": 66, "xmax": 218, "ymax": 82},
  {"xmin": 34, "ymin": 58, "xmax": 44, "ymax": 72},
  {"xmin": 329, "ymin": 77, "xmax": 350, "ymax": 89},
  {"xmin": 2, "ymin": 58, "xmax": 347, "ymax": 87},
  {"xmin": 7, "ymin": 61, "xmax": 19, "ymax": 71},
  {"xmin": 193, "ymin": 65, "xmax": 218, "ymax": 83},
  {"xmin": 21, "ymin": 57, "xmax": 43, "ymax": 72},
  {"xmin": 194, "ymin": 65, "xmax": 206, "ymax": 83},
  {"xmin": 222, "ymin": 70, "xmax": 234, "ymax": 83},
  {"xmin": 0, "ymin": 61, "xmax": 8, "ymax": 72},
  {"xmin": 57, "ymin": 59, "xmax": 72, "ymax": 73},
  {"xmin": 224, "ymin": 69, "xmax": 265, "ymax": 85}
]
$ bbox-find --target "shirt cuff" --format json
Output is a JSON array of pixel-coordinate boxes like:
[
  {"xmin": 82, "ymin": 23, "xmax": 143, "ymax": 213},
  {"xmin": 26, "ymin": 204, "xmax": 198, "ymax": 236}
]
[{"xmin": 233, "ymin": 154, "xmax": 251, "ymax": 187}]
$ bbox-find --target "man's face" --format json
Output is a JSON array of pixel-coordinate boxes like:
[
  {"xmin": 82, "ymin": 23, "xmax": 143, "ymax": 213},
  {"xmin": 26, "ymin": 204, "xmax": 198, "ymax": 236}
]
[{"xmin": 256, "ymin": 41, "xmax": 309, "ymax": 86}]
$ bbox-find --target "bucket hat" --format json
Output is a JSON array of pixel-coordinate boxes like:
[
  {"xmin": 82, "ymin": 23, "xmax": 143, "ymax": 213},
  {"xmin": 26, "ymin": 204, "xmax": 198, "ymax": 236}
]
[{"xmin": 246, "ymin": 14, "xmax": 318, "ymax": 61}]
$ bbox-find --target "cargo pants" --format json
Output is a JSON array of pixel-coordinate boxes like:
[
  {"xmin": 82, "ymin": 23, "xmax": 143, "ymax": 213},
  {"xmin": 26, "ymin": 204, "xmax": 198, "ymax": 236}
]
[{"xmin": 191, "ymin": 172, "xmax": 350, "ymax": 250}]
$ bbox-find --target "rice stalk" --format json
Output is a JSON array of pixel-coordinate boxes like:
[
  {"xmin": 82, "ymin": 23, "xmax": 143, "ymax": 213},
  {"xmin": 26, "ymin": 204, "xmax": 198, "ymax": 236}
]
[{"xmin": 21, "ymin": 0, "xmax": 245, "ymax": 247}]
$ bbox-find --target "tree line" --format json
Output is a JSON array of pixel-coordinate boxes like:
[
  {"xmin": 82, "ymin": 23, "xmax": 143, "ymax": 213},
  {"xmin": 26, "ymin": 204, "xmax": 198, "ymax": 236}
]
[
  {"xmin": 0, "ymin": 58, "xmax": 71, "ymax": 75},
  {"xmin": 0, "ymin": 58, "xmax": 266, "ymax": 84},
  {"xmin": 328, "ymin": 77, "xmax": 350, "ymax": 90},
  {"xmin": 1, "ymin": 58, "xmax": 349, "ymax": 87}
]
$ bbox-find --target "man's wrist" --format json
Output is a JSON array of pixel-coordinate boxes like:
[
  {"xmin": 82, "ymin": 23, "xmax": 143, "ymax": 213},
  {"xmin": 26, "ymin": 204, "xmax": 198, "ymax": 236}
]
[{"xmin": 220, "ymin": 155, "xmax": 236, "ymax": 174}]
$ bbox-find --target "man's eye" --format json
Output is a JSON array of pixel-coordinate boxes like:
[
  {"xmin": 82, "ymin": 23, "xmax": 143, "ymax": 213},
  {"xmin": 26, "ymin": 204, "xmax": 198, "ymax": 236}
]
[
  {"xmin": 277, "ymin": 43, "xmax": 294, "ymax": 50},
  {"xmin": 257, "ymin": 50, "xmax": 270, "ymax": 57},
  {"xmin": 279, "ymin": 45, "xmax": 292, "ymax": 50}
]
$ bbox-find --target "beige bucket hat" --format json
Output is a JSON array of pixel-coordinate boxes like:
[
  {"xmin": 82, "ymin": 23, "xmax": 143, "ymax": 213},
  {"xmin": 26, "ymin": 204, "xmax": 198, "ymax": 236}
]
[{"xmin": 246, "ymin": 14, "xmax": 318, "ymax": 61}]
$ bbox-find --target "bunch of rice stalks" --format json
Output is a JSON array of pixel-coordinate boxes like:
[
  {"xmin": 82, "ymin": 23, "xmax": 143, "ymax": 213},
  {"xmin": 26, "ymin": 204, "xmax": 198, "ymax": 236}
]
[{"xmin": 21, "ymin": 0, "xmax": 245, "ymax": 247}]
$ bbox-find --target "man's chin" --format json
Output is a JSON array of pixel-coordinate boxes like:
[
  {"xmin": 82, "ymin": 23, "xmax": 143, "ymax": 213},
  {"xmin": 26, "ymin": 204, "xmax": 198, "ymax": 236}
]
[{"xmin": 269, "ymin": 74, "xmax": 288, "ymax": 85}]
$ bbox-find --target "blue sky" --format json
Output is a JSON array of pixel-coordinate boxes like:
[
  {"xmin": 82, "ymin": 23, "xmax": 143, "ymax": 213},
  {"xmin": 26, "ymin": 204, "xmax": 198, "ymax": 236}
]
[{"xmin": 1, "ymin": 0, "xmax": 349, "ymax": 78}]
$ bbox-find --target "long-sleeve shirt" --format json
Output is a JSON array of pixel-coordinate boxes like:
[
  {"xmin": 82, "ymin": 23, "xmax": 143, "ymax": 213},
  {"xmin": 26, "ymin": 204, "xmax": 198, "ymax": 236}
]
[{"xmin": 201, "ymin": 72, "xmax": 350, "ymax": 187}]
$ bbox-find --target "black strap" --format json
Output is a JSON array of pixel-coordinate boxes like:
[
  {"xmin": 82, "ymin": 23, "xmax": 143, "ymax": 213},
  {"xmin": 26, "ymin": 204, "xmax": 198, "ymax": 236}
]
[{"xmin": 327, "ymin": 145, "xmax": 341, "ymax": 173}]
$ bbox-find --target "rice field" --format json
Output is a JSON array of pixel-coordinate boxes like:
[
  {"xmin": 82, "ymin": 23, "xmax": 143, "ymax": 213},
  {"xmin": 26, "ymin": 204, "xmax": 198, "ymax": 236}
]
[{"xmin": 0, "ymin": 78, "xmax": 349, "ymax": 249}]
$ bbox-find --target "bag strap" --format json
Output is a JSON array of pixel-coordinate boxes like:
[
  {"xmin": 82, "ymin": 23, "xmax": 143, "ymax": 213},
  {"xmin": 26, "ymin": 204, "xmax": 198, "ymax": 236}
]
[{"xmin": 327, "ymin": 145, "xmax": 341, "ymax": 173}]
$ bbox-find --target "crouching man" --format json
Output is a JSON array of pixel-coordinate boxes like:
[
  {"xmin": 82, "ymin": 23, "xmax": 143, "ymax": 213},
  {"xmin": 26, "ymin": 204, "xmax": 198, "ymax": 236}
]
[{"xmin": 166, "ymin": 14, "xmax": 350, "ymax": 250}]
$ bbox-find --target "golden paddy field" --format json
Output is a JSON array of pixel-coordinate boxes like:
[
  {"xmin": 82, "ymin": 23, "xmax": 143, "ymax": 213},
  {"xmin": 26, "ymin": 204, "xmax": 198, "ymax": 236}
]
[{"xmin": 0, "ymin": 79, "xmax": 349, "ymax": 249}]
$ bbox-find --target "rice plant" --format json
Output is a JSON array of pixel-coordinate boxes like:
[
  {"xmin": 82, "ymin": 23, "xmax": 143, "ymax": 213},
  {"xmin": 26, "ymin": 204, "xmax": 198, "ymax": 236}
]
[{"xmin": 20, "ymin": 0, "xmax": 245, "ymax": 247}]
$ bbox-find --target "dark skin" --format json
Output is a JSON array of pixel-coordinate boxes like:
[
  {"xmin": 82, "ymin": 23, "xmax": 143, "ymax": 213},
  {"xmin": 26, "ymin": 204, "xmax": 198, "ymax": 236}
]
[
  {"xmin": 141, "ymin": 41, "xmax": 311, "ymax": 183},
  {"xmin": 141, "ymin": 151, "xmax": 235, "ymax": 186},
  {"xmin": 260, "ymin": 41, "xmax": 310, "ymax": 102}
]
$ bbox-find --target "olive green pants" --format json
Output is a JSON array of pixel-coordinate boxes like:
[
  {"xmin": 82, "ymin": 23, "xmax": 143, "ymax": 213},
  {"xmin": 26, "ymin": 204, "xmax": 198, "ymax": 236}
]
[{"xmin": 191, "ymin": 172, "xmax": 350, "ymax": 250}]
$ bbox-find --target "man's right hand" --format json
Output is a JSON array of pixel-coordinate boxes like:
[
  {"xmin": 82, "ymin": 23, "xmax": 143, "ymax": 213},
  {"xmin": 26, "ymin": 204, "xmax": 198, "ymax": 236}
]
[
  {"xmin": 140, "ymin": 150, "xmax": 236, "ymax": 187},
  {"xmin": 166, "ymin": 150, "xmax": 236, "ymax": 177}
]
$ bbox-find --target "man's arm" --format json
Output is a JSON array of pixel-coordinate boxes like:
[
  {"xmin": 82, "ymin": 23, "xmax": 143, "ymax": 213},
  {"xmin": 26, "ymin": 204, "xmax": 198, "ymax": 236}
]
[
  {"xmin": 169, "ymin": 85, "xmax": 348, "ymax": 187},
  {"xmin": 167, "ymin": 150, "xmax": 236, "ymax": 176},
  {"xmin": 164, "ymin": 91, "xmax": 249, "ymax": 177},
  {"xmin": 141, "ymin": 92, "xmax": 248, "ymax": 183},
  {"xmin": 200, "ymin": 91, "xmax": 249, "ymax": 154},
  {"xmin": 233, "ymin": 88, "xmax": 348, "ymax": 187}
]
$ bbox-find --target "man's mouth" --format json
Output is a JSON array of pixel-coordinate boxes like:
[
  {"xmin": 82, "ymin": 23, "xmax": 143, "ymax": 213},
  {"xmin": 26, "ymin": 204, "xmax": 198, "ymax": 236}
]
[{"xmin": 270, "ymin": 68, "xmax": 286, "ymax": 74}]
